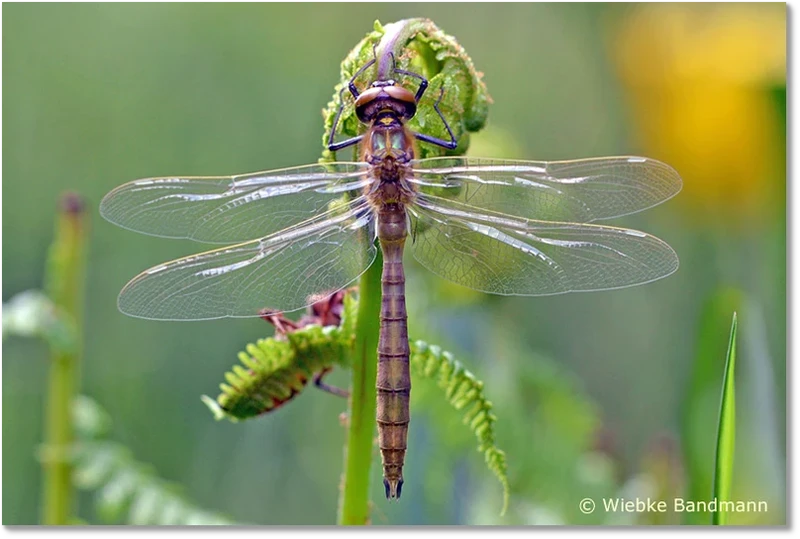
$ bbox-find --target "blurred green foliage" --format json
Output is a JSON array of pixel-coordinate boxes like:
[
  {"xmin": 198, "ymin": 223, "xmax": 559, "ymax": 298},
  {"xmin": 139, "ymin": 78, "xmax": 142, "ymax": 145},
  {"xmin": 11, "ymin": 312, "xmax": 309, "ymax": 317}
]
[
  {"xmin": 71, "ymin": 396, "xmax": 235, "ymax": 525},
  {"xmin": 3, "ymin": 3, "xmax": 785, "ymax": 525}
]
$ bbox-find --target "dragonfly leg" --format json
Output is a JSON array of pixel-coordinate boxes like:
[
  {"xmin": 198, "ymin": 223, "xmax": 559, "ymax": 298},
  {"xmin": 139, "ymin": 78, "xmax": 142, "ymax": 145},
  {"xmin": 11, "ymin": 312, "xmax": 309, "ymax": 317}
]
[
  {"xmin": 313, "ymin": 368, "xmax": 349, "ymax": 399},
  {"xmin": 328, "ymin": 85, "xmax": 364, "ymax": 152},
  {"xmin": 414, "ymin": 86, "xmax": 458, "ymax": 150},
  {"xmin": 390, "ymin": 57, "xmax": 457, "ymax": 148},
  {"xmin": 413, "ymin": 129, "xmax": 458, "ymax": 150},
  {"xmin": 328, "ymin": 134, "xmax": 363, "ymax": 153},
  {"xmin": 259, "ymin": 309, "xmax": 301, "ymax": 336},
  {"xmin": 328, "ymin": 86, "xmax": 348, "ymax": 134},
  {"xmin": 391, "ymin": 58, "xmax": 429, "ymax": 103},
  {"xmin": 411, "ymin": 86, "xmax": 458, "ymax": 150},
  {"xmin": 349, "ymin": 55, "xmax": 376, "ymax": 98},
  {"xmin": 328, "ymin": 55, "xmax": 376, "ymax": 152}
]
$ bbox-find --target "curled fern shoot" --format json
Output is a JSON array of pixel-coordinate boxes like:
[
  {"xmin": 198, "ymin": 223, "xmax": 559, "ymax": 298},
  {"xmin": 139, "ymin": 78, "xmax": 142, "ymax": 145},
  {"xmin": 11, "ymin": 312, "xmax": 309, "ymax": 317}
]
[
  {"xmin": 212, "ymin": 325, "xmax": 348, "ymax": 420},
  {"xmin": 206, "ymin": 292, "xmax": 358, "ymax": 421},
  {"xmin": 321, "ymin": 17, "xmax": 491, "ymax": 163},
  {"xmin": 410, "ymin": 340, "xmax": 510, "ymax": 516}
]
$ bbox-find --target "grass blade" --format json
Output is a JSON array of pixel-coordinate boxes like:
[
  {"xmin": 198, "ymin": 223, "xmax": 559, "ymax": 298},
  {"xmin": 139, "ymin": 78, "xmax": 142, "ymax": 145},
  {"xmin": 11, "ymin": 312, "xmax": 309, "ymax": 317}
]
[{"xmin": 711, "ymin": 312, "xmax": 738, "ymax": 525}]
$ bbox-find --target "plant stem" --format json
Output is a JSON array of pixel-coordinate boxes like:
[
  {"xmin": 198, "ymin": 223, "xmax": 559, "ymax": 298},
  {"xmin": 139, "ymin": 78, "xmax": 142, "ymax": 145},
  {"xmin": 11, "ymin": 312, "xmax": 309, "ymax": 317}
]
[
  {"xmin": 41, "ymin": 194, "xmax": 87, "ymax": 525},
  {"xmin": 338, "ymin": 251, "xmax": 382, "ymax": 525}
]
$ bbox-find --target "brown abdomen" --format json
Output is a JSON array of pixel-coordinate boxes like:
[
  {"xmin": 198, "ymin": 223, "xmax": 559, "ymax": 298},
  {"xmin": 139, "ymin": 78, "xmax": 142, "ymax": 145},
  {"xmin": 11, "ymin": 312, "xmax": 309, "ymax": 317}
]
[{"xmin": 376, "ymin": 204, "xmax": 410, "ymax": 499}]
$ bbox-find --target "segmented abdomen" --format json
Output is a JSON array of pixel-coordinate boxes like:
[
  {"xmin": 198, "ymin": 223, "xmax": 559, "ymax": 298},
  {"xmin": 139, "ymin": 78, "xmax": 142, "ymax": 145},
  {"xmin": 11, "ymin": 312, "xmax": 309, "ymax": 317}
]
[{"xmin": 376, "ymin": 205, "xmax": 410, "ymax": 499}]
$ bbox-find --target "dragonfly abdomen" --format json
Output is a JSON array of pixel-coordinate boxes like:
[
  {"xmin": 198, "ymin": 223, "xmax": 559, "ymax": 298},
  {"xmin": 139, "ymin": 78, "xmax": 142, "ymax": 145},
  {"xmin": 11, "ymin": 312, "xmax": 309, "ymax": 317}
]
[{"xmin": 376, "ymin": 205, "xmax": 411, "ymax": 500}]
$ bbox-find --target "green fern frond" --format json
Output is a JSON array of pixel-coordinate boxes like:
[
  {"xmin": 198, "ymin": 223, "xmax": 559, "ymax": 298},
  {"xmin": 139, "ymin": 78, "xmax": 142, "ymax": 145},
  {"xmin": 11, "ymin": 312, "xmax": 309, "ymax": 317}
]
[
  {"xmin": 338, "ymin": 293, "xmax": 359, "ymax": 348},
  {"xmin": 213, "ymin": 325, "xmax": 347, "ymax": 420},
  {"xmin": 71, "ymin": 396, "xmax": 235, "ymax": 525},
  {"xmin": 73, "ymin": 441, "xmax": 234, "ymax": 525},
  {"xmin": 409, "ymin": 340, "xmax": 510, "ymax": 515},
  {"xmin": 211, "ymin": 294, "xmax": 358, "ymax": 420}
]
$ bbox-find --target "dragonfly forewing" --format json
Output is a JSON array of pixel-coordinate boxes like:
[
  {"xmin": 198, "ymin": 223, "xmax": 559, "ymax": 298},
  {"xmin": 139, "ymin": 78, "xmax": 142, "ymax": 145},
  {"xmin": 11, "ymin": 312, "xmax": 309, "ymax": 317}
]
[
  {"xmin": 117, "ymin": 199, "xmax": 377, "ymax": 320},
  {"xmin": 409, "ymin": 194, "xmax": 678, "ymax": 296},
  {"xmin": 100, "ymin": 163, "xmax": 371, "ymax": 244},
  {"xmin": 409, "ymin": 156, "xmax": 682, "ymax": 224}
]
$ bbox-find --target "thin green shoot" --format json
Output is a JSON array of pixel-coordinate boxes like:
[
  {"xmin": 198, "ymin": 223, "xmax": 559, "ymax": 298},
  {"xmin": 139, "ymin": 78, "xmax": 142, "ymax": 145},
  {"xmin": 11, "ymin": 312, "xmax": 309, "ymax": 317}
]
[{"xmin": 711, "ymin": 312, "xmax": 738, "ymax": 525}]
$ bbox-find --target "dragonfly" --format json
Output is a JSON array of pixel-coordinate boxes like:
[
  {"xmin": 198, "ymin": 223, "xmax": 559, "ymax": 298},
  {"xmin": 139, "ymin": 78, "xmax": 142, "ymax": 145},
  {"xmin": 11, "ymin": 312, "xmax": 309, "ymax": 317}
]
[{"xmin": 100, "ymin": 51, "xmax": 681, "ymax": 501}]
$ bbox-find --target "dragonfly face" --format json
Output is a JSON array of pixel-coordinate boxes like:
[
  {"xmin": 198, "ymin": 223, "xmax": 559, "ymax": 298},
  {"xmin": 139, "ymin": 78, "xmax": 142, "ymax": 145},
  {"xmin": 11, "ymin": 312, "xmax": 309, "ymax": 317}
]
[
  {"xmin": 100, "ymin": 53, "xmax": 682, "ymax": 503},
  {"xmin": 354, "ymin": 81, "xmax": 417, "ymax": 124}
]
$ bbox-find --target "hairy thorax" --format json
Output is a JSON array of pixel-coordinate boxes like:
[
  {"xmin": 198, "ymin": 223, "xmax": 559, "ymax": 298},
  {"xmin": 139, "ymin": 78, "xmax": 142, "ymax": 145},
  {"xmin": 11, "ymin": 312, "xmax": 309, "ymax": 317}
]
[{"xmin": 367, "ymin": 160, "xmax": 416, "ymax": 243}]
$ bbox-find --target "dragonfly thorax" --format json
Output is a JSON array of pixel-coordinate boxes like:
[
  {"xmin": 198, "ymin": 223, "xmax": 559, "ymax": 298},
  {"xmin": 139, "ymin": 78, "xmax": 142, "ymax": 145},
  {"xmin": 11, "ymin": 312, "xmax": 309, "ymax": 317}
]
[
  {"xmin": 364, "ymin": 121, "xmax": 415, "ymax": 165},
  {"xmin": 363, "ymin": 124, "xmax": 416, "ymax": 209}
]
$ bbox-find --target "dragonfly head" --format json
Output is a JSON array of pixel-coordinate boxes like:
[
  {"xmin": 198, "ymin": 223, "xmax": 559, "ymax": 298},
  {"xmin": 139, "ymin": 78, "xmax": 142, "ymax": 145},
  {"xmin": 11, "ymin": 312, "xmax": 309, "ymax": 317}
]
[{"xmin": 355, "ymin": 83, "xmax": 417, "ymax": 124}]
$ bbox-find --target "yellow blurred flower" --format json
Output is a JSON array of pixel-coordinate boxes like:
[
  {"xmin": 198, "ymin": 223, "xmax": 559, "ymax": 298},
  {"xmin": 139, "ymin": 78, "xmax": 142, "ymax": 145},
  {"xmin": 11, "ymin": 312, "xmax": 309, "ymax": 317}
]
[{"xmin": 610, "ymin": 4, "xmax": 785, "ymax": 222}]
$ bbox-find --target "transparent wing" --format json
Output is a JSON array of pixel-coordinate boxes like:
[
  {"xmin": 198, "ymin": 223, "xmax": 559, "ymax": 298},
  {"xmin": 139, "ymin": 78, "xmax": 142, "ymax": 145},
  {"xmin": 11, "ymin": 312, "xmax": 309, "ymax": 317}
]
[
  {"xmin": 409, "ymin": 194, "xmax": 678, "ymax": 296},
  {"xmin": 117, "ymin": 198, "xmax": 376, "ymax": 320},
  {"xmin": 100, "ymin": 162, "xmax": 372, "ymax": 244},
  {"xmin": 409, "ymin": 156, "xmax": 681, "ymax": 223}
]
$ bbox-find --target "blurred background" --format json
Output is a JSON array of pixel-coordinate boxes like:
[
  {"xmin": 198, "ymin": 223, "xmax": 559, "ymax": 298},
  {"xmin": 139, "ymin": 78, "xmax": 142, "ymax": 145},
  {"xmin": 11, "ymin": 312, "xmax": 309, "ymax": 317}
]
[{"xmin": 3, "ymin": 3, "xmax": 785, "ymax": 525}]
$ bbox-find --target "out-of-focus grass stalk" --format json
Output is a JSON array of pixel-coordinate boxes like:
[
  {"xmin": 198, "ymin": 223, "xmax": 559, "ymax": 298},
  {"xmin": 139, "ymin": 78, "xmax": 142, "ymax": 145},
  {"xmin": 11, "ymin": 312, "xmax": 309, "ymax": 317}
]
[
  {"xmin": 712, "ymin": 313, "xmax": 738, "ymax": 525},
  {"xmin": 41, "ymin": 194, "xmax": 87, "ymax": 525},
  {"xmin": 338, "ymin": 251, "xmax": 382, "ymax": 525},
  {"xmin": 681, "ymin": 288, "xmax": 742, "ymax": 524}
]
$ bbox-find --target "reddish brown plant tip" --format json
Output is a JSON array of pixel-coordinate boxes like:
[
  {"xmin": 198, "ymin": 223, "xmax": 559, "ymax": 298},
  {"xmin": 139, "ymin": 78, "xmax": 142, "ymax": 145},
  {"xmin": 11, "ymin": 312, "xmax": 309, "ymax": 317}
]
[
  {"xmin": 645, "ymin": 431, "xmax": 683, "ymax": 470},
  {"xmin": 592, "ymin": 426, "xmax": 618, "ymax": 457},
  {"xmin": 258, "ymin": 308, "xmax": 280, "ymax": 320},
  {"xmin": 260, "ymin": 288, "xmax": 353, "ymax": 334},
  {"xmin": 60, "ymin": 192, "xmax": 86, "ymax": 215}
]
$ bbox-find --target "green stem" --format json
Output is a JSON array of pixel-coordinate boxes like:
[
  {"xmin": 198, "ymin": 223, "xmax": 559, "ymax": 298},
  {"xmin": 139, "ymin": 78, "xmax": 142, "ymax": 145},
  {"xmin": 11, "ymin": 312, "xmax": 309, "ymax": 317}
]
[
  {"xmin": 41, "ymin": 194, "xmax": 87, "ymax": 525},
  {"xmin": 338, "ymin": 250, "xmax": 382, "ymax": 525}
]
